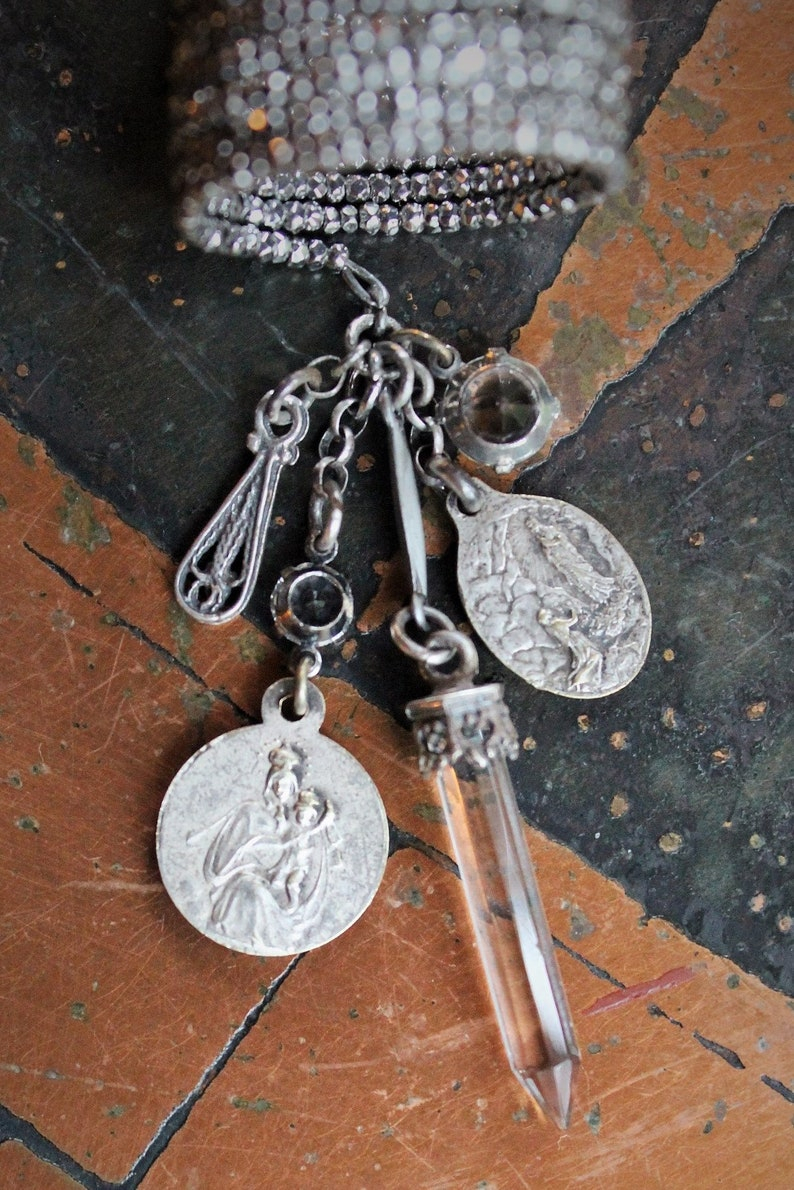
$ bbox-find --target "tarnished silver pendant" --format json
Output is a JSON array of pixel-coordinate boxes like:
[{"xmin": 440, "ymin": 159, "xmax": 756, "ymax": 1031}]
[
  {"xmin": 173, "ymin": 376, "xmax": 317, "ymax": 625},
  {"xmin": 157, "ymin": 678, "xmax": 389, "ymax": 955},
  {"xmin": 449, "ymin": 479, "xmax": 652, "ymax": 699}
]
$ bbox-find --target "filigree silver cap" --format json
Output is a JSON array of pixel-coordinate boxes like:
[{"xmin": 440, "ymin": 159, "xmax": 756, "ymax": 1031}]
[{"xmin": 170, "ymin": 1, "xmax": 631, "ymax": 263}]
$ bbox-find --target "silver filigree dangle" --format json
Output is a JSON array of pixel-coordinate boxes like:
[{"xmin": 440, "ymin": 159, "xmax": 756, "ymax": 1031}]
[{"xmin": 174, "ymin": 370, "xmax": 318, "ymax": 624}]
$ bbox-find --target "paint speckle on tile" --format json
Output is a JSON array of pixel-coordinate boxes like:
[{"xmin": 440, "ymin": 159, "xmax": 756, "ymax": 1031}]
[
  {"xmin": 584, "ymin": 1103, "xmax": 602, "ymax": 1135},
  {"xmin": 57, "ymin": 484, "xmax": 111, "ymax": 553},
  {"xmin": 659, "ymin": 832, "xmax": 684, "ymax": 855}
]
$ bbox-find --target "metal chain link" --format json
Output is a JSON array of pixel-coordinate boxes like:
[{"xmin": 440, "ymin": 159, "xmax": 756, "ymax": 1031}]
[
  {"xmin": 416, "ymin": 448, "xmax": 484, "ymax": 515},
  {"xmin": 388, "ymin": 328, "xmax": 463, "ymax": 379},
  {"xmin": 176, "ymin": 260, "xmax": 469, "ymax": 641},
  {"xmin": 289, "ymin": 646, "xmax": 323, "ymax": 719},
  {"xmin": 390, "ymin": 605, "xmax": 481, "ymax": 690}
]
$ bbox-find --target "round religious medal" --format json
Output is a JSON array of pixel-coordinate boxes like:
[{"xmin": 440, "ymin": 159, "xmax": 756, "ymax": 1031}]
[{"xmin": 157, "ymin": 679, "xmax": 389, "ymax": 956}]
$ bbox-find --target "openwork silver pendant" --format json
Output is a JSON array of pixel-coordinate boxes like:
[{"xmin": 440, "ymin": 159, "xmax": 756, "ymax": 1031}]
[
  {"xmin": 450, "ymin": 479, "xmax": 652, "ymax": 698},
  {"xmin": 157, "ymin": 679, "xmax": 389, "ymax": 956}
]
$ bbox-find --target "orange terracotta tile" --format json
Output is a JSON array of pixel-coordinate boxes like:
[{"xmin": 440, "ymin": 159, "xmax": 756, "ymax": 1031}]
[
  {"xmin": 0, "ymin": 492, "xmax": 295, "ymax": 1180},
  {"xmin": 514, "ymin": 0, "xmax": 794, "ymax": 443},
  {"xmin": 0, "ymin": 1144, "xmax": 78, "ymax": 1188},
  {"xmin": 0, "ymin": 424, "xmax": 283, "ymax": 721},
  {"xmin": 0, "ymin": 413, "xmax": 440, "ymax": 1183},
  {"xmin": 144, "ymin": 851, "xmax": 794, "ymax": 1190},
  {"xmin": 3, "ymin": 406, "xmax": 793, "ymax": 1185},
  {"xmin": 356, "ymin": 553, "xmax": 410, "ymax": 635},
  {"xmin": 0, "ymin": 416, "xmax": 442, "ymax": 852},
  {"xmin": 385, "ymin": 763, "xmax": 794, "ymax": 1095}
]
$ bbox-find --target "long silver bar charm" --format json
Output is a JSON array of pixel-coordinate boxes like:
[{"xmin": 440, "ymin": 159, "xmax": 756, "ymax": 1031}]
[
  {"xmin": 378, "ymin": 372, "xmax": 428, "ymax": 613},
  {"xmin": 175, "ymin": 382, "xmax": 314, "ymax": 624},
  {"xmin": 406, "ymin": 680, "xmax": 580, "ymax": 1128}
]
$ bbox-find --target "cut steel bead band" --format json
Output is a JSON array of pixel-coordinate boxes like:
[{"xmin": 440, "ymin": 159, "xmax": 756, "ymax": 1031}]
[{"xmin": 170, "ymin": 0, "xmax": 631, "ymax": 262}]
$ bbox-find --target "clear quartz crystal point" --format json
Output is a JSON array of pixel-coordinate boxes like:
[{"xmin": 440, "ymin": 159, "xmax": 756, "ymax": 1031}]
[{"xmin": 407, "ymin": 683, "xmax": 579, "ymax": 1128}]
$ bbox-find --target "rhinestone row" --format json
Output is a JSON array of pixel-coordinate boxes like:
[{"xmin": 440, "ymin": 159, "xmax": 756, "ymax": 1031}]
[{"xmin": 184, "ymin": 156, "xmax": 590, "ymax": 266}]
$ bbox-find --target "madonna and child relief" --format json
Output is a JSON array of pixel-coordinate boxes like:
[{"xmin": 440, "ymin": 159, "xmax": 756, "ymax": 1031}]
[{"xmin": 188, "ymin": 742, "xmax": 340, "ymax": 953}]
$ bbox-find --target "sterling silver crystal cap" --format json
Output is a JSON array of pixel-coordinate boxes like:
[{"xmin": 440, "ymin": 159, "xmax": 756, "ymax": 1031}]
[{"xmin": 170, "ymin": 0, "xmax": 631, "ymax": 263}]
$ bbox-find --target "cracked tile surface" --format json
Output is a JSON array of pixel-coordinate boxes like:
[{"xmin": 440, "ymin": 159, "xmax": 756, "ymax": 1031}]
[
  {"xmin": 1, "ymin": 415, "xmax": 792, "ymax": 1186},
  {"xmin": 147, "ymin": 851, "xmax": 794, "ymax": 1190},
  {"xmin": 0, "ymin": 0, "xmax": 792, "ymax": 1185},
  {"xmin": 515, "ymin": 0, "xmax": 794, "ymax": 442}
]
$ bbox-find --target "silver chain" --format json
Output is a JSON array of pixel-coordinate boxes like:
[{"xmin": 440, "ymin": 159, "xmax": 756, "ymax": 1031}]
[{"xmin": 175, "ymin": 260, "xmax": 479, "ymax": 688}]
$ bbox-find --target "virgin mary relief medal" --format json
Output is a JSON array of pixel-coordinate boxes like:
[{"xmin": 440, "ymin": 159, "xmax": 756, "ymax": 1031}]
[
  {"xmin": 449, "ymin": 479, "xmax": 652, "ymax": 699},
  {"xmin": 157, "ymin": 679, "xmax": 389, "ymax": 956}
]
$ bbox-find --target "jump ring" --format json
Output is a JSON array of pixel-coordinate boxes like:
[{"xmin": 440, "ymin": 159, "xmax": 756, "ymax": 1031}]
[
  {"xmin": 419, "ymin": 629, "xmax": 480, "ymax": 687},
  {"xmin": 390, "ymin": 605, "xmax": 456, "ymax": 665},
  {"xmin": 290, "ymin": 648, "xmax": 322, "ymax": 719},
  {"xmin": 264, "ymin": 366, "xmax": 322, "ymax": 423},
  {"xmin": 303, "ymin": 355, "xmax": 346, "ymax": 401}
]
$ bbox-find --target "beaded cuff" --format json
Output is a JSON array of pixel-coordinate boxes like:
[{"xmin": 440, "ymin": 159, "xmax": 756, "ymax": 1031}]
[{"xmin": 170, "ymin": 0, "xmax": 631, "ymax": 267}]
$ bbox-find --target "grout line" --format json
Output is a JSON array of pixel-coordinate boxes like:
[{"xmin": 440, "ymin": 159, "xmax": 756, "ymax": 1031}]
[
  {"xmin": 541, "ymin": 205, "xmax": 792, "ymax": 475},
  {"xmin": 393, "ymin": 821, "xmax": 623, "ymax": 988},
  {"xmin": 22, "ymin": 541, "xmax": 97, "ymax": 599},
  {"xmin": 0, "ymin": 956, "xmax": 304, "ymax": 1189},
  {"xmin": 0, "ymin": 1107, "xmax": 109, "ymax": 1190},
  {"xmin": 21, "ymin": 540, "xmax": 254, "ymax": 724},
  {"xmin": 389, "ymin": 822, "xmax": 460, "ymax": 875},
  {"xmin": 553, "ymin": 938, "xmax": 622, "ymax": 989},
  {"xmin": 395, "ymin": 829, "xmax": 772, "ymax": 1082},
  {"xmin": 692, "ymin": 1032, "xmax": 745, "ymax": 1070},
  {"xmin": 760, "ymin": 1075, "xmax": 794, "ymax": 1105},
  {"xmin": 119, "ymin": 955, "xmax": 303, "ymax": 1188}
]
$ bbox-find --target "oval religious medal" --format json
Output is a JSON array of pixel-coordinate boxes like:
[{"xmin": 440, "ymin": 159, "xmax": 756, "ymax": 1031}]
[
  {"xmin": 157, "ymin": 678, "xmax": 389, "ymax": 956},
  {"xmin": 449, "ymin": 479, "xmax": 652, "ymax": 699}
]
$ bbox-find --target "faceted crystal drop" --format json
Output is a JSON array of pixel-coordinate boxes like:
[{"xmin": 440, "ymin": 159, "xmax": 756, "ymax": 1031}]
[
  {"xmin": 464, "ymin": 366, "xmax": 539, "ymax": 444},
  {"xmin": 407, "ymin": 684, "xmax": 579, "ymax": 1128},
  {"xmin": 440, "ymin": 350, "xmax": 560, "ymax": 473},
  {"xmin": 434, "ymin": 750, "xmax": 579, "ymax": 1128}
]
